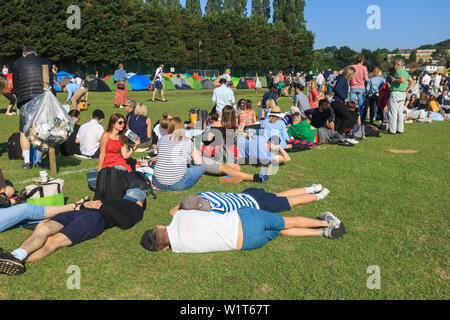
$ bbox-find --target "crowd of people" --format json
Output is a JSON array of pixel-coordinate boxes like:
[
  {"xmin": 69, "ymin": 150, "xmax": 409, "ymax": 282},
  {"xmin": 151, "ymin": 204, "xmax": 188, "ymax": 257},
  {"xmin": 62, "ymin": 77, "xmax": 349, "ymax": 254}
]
[{"xmin": 1, "ymin": 47, "xmax": 449, "ymax": 276}]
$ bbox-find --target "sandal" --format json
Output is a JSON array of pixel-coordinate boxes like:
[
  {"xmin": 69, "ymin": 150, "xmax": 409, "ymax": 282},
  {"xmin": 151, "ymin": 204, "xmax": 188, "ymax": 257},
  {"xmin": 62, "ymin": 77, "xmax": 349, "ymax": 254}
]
[{"xmin": 74, "ymin": 196, "xmax": 90, "ymax": 211}]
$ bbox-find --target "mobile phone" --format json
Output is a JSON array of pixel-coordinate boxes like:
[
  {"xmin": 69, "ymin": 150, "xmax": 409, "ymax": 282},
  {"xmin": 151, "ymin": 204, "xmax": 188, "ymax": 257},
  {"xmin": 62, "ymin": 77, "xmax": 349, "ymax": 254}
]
[{"xmin": 125, "ymin": 129, "xmax": 139, "ymax": 142}]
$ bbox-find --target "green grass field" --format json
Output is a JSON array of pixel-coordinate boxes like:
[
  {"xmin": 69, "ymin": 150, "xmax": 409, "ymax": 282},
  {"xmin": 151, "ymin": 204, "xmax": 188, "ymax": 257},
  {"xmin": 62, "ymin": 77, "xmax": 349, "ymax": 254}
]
[{"xmin": 0, "ymin": 89, "xmax": 448, "ymax": 300}]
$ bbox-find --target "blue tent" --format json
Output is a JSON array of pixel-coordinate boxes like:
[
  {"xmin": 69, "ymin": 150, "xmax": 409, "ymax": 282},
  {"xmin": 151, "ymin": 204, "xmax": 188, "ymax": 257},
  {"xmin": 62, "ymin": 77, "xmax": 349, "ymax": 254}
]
[
  {"xmin": 54, "ymin": 81, "xmax": 62, "ymax": 92},
  {"xmin": 128, "ymin": 75, "xmax": 151, "ymax": 91},
  {"xmin": 56, "ymin": 71, "xmax": 74, "ymax": 83},
  {"xmin": 184, "ymin": 73, "xmax": 190, "ymax": 77}
]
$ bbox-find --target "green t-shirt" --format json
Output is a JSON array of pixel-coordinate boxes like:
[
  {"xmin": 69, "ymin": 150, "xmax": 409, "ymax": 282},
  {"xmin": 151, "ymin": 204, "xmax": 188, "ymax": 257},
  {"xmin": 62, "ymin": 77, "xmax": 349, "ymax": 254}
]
[
  {"xmin": 390, "ymin": 68, "xmax": 410, "ymax": 92},
  {"xmin": 288, "ymin": 122, "xmax": 317, "ymax": 143}
]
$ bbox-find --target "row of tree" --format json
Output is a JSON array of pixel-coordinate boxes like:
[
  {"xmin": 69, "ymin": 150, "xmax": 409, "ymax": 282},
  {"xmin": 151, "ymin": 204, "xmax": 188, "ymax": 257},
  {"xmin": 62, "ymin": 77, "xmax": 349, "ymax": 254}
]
[{"xmin": 0, "ymin": 0, "xmax": 313, "ymax": 73}]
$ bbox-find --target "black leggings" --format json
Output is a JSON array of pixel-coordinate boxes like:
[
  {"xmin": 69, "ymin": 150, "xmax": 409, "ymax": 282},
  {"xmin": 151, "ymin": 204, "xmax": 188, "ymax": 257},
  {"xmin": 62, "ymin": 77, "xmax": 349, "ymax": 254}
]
[
  {"xmin": 331, "ymin": 100, "xmax": 355, "ymax": 133},
  {"xmin": 3, "ymin": 93, "xmax": 16, "ymax": 106}
]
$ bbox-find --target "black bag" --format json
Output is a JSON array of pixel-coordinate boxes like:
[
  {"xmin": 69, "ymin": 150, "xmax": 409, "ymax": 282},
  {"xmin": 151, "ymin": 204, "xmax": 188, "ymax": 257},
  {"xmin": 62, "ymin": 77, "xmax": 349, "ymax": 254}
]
[
  {"xmin": 7, "ymin": 132, "xmax": 22, "ymax": 160},
  {"xmin": 94, "ymin": 167, "xmax": 156, "ymax": 201},
  {"xmin": 364, "ymin": 124, "xmax": 380, "ymax": 137},
  {"xmin": 117, "ymin": 82, "xmax": 125, "ymax": 90}
]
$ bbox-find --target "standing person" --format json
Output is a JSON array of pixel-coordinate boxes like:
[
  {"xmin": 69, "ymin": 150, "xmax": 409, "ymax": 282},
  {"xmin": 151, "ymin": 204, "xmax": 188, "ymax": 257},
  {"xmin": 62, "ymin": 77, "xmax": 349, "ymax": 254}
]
[
  {"xmin": 365, "ymin": 67, "xmax": 385, "ymax": 124},
  {"xmin": 316, "ymin": 72, "xmax": 325, "ymax": 94},
  {"xmin": 98, "ymin": 113, "xmax": 139, "ymax": 172},
  {"xmin": 309, "ymin": 81, "xmax": 319, "ymax": 109},
  {"xmin": 388, "ymin": 59, "xmax": 415, "ymax": 134},
  {"xmin": 2, "ymin": 65, "xmax": 8, "ymax": 75},
  {"xmin": 12, "ymin": 45, "xmax": 53, "ymax": 170},
  {"xmin": 350, "ymin": 56, "xmax": 369, "ymax": 122},
  {"xmin": 221, "ymin": 68, "xmax": 233, "ymax": 88},
  {"xmin": 1, "ymin": 74, "xmax": 16, "ymax": 116},
  {"xmin": 152, "ymin": 117, "xmax": 204, "ymax": 191},
  {"xmin": 323, "ymin": 68, "xmax": 333, "ymax": 94},
  {"xmin": 212, "ymin": 78, "xmax": 235, "ymax": 117},
  {"xmin": 433, "ymin": 73, "xmax": 442, "ymax": 96},
  {"xmin": 266, "ymin": 71, "xmax": 274, "ymax": 89},
  {"xmin": 421, "ymin": 71, "xmax": 431, "ymax": 92},
  {"xmin": 152, "ymin": 63, "xmax": 167, "ymax": 103},
  {"xmin": 277, "ymin": 71, "xmax": 284, "ymax": 97},
  {"xmin": 113, "ymin": 63, "xmax": 128, "ymax": 108},
  {"xmin": 255, "ymin": 73, "xmax": 262, "ymax": 93}
]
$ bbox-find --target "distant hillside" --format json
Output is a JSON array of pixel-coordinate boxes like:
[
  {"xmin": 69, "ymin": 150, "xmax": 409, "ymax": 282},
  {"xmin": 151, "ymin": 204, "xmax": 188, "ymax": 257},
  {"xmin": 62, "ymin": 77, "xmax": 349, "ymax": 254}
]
[{"xmin": 418, "ymin": 39, "xmax": 450, "ymax": 49}]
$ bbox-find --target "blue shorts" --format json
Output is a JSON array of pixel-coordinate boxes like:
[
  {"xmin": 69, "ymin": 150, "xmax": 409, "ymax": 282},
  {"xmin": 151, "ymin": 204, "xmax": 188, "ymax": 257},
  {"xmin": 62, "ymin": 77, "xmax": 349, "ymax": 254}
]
[
  {"xmin": 237, "ymin": 207, "xmax": 285, "ymax": 251},
  {"xmin": 242, "ymin": 188, "xmax": 291, "ymax": 213},
  {"xmin": 154, "ymin": 80, "xmax": 163, "ymax": 90},
  {"xmin": 50, "ymin": 210, "xmax": 105, "ymax": 246}
]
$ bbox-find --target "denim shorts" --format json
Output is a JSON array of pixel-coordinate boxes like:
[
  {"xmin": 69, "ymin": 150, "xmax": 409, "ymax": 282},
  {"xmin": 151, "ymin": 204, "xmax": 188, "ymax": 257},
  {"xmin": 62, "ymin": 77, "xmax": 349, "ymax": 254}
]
[
  {"xmin": 154, "ymin": 80, "xmax": 163, "ymax": 90},
  {"xmin": 242, "ymin": 188, "xmax": 291, "ymax": 213},
  {"xmin": 50, "ymin": 210, "xmax": 105, "ymax": 246},
  {"xmin": 237, "ymin": 207, "xmax": 285, "ymax": 251}
]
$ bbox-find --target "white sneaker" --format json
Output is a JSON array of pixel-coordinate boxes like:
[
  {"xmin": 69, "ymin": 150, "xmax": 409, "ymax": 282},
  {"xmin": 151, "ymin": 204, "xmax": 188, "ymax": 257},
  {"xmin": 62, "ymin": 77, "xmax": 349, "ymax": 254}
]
[
  {"xmin": 346, "ymin": 138, "xmax": 359, "ymax": 144},
  {"xmin": 310, "ymin": 184, "xmax": 323, "ymax": 193}
]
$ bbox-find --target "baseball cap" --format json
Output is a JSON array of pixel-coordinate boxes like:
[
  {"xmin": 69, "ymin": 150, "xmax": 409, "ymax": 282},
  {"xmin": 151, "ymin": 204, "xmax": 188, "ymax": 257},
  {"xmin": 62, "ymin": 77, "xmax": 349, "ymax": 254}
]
[
  {"xmin": 179, "ymin": 194, "xmax": 211, "ymax": 212},
  {"xmin": 123, "ymin": 188, "xmax": 146, "ymax": 203}
]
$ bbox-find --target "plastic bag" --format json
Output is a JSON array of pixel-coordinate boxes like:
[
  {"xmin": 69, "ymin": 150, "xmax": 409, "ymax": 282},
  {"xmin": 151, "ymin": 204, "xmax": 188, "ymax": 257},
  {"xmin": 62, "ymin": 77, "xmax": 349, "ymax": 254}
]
[{"xmin": 21, "ymin": 89, "xmax": 74, "ymax": 152}]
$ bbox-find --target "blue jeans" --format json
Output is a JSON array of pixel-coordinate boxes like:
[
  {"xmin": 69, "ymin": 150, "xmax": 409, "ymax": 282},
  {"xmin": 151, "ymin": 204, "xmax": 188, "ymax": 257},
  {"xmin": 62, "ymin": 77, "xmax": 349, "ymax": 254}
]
[
  {"xmin": 350, "ymin": 88, "xmax": 366, "ymax": 121},
  {"xmin": 152, "ymin": 165, "xmax": 205, "ymax": 191},
  {"xmin": 0, "ymin": 203, "xmax": 46, "ymax": 233},
  {"xmin": 326, "ymin": 83, "xmax": 333, "ymax": 95}
]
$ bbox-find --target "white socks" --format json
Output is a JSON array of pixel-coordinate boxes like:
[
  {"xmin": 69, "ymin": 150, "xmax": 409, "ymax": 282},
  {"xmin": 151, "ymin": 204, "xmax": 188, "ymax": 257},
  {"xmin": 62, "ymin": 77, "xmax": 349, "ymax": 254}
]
[
  {"xmin": 11, "ymin": 248, "xmax": 28, "ymax": 261},
  {"xmin": 22, "ymin": 150, "xmax": 30, "ymax": 164},
  {"xmin": 306, "ymin": 184, "xmax": 323, "ymax": 194},
  {"xmin": 316, "ymin": 188, "xmax": 330, "ymax": 201}
]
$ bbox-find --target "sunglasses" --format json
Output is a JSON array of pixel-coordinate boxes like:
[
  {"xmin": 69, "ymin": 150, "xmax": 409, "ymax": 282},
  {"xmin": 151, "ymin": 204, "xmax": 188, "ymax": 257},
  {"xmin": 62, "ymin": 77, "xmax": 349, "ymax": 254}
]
[{"xmin": 116, "ymin": 121, "xmax": 125, "ymax": 125}]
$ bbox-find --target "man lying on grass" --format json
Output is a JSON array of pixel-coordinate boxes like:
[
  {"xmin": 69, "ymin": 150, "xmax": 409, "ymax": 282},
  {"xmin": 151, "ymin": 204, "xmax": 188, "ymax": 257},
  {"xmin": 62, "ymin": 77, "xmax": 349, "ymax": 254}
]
[
  {"xmin": 0, "ymin": 189, "xmax": 146, "ymax": 276},
  {"xmin": 141, "ymin": 208, "xmax": 346, "ymax": 254},
  {"xmin": 169, "ymin": 184, "xmax": 329, "ymax": 215}
]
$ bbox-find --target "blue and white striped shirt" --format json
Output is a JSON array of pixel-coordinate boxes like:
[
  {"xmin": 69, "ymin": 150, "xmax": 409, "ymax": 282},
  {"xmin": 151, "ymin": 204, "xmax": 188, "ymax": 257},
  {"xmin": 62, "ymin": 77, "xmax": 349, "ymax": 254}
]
[{"xmin": 198, "ymin": 192, "xmax": 259, "ymax": 214}]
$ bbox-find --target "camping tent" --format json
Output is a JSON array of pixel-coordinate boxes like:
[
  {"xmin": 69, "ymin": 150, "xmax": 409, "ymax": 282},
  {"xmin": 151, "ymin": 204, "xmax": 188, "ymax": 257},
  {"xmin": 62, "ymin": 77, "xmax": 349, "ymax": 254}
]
[
  {"xmin": 88, "ymin": 79, "xmax": 111, "ymax": 92},
  {"xmin": 128, "ymin": 75, "xmax": 151, "ymax": 91},
  {"xmin": 172, "ymin": 77, "xmax": 192, "ymax": 90},
  {"xmin": 56, "ymin": 71, "xmax": 74, "ymax": 83},
  {"xmin": 236, "ymin": 78, "xmax": 249, "ymax": 89},
  {"xmin": 232, "ymin": 77, "xmax": 240, "ymax": 88},
  {"xmin": 163, "ymin": 76, "xmax": 176, "ymax": 90},
  {"xmin": 192, "ymin": 74, "xmax": 203, "ymax": 81},
  {"xmin": 184, "ymin": 76, "xmax": 203, "ymax": 89},
  {"xmin": 247, "ymin": 79, "xmax": 255, "ymax": 89},
  {"xmin": 201, "ymin": 79, "xmax": 216, "ymax": 90},
  {"xmin": 260, "ymin": 76, "xmax": 268, "ymax": 88}
]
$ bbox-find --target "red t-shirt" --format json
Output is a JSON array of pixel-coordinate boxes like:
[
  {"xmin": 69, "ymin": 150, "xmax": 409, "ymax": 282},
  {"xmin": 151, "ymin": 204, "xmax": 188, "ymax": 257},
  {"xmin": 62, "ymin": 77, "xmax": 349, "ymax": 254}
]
[{"xmin": 309, "ymin": 89, "xmax": 319, "ymax": 108}]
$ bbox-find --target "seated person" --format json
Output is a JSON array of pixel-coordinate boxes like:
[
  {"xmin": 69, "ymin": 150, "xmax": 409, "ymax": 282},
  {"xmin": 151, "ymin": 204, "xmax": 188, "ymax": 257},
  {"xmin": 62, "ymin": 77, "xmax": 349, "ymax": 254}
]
[
  {"xmin": 260, "ymin": 105, "xmax": 290, "ymax": 149},
  {"xmin": 98, "ymin": 113, "xmax": 140, "ymax": 172},
  {"xmin": 260, "ymin": 87, "xmax": 278, "ymax": 117},
  {"xmin": 331, "ymin": 100, "xmax": 360, "ymax": 134},
  {"xmin": 0, "ymin": 169, "xmax": 15, "ymax": 203},
  {"xmin": 305, "ymin": 99, "xmax": 334, "ymax": 130},
  {"xmin": 437, "ymin": 89, "xmax": 450, "ymax": 106},
  {"xmin": 236, "ymin": 132, "xmax": 291, "ymax": 165},
  {"xmin": 202, "ymin": 107, "xmax": 268, "ymax": 184},
  {"xmin": 428, "ymin": 95, "xmax": 441, "ymax": 112},
  {"xmin": 127, "ymin": 102, "xmax": 152, "ymax": 149},
  {"xmin": 236, "ymin": 99, "xmax": 256, "ymax": 129},
  {"xmin": 152, "ymin": 117, "xmax": 204, "ymax": 191},
  {"xmin": 0, "ymin": 189, "xmax": 146, "ymax": 276},
  {"xmin": 169, "ymin": 184, "xmax": 330, "ymax": 215},
  {"xmin": 294, "ymin": 84, "xmax": 311, "ymax": 114},
  {"xmin": 124, "ymin": 99, "xmax": 136, "ymax": 124},
  {"xmin": 76, "ymin": 109, "xmax": 105, "ymax": 158},
  {"xmin": 60, "ymin": 110, "xmax": 81, "ymax": 156},
  {"xmin": 288, "ymin": 113, "xmax": 355, "ymax": 146},
  {"xmin": 151, "ymin": 113, "xmax": 171, "ymax": 154},
  {"xmin": 141, "ymin": 208, "xmax": 346, "ymax": 254},
  {"xmin": 0, "ymin": 196, "xmax": 89, "ymax": 234}
]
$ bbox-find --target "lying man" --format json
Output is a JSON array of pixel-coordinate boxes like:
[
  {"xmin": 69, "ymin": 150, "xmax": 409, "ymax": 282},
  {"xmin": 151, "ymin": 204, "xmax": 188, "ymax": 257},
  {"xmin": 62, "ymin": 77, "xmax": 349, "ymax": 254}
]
[
  {"xmin": 169, "ymin": 184, "xmax": 329, "ymax": 215},
  {"xmin": 141, "ymin": 208, "xmax": 346, "ymax": 253},
  {"xmin": 0, "ymin": 188, "xmax": 146, "ymax": 276}
]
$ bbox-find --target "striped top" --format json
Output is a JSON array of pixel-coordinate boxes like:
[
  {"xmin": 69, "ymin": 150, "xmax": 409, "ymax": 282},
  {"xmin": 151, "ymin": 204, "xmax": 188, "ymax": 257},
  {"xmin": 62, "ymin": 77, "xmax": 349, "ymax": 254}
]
[
  {"xmin": 154, "ymin": 134, "xmax": 193, "ymax": 185},
  {"xmin": 198, "ymin": 192, "xmax": 259, "ymax": 214}
]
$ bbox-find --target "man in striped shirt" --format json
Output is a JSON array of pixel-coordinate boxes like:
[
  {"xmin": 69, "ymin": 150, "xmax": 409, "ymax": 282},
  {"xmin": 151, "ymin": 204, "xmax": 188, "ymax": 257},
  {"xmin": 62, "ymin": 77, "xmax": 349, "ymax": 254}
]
[{"xmin": 169, "ymin": 184, "xmax": 330, "ymax": 215}]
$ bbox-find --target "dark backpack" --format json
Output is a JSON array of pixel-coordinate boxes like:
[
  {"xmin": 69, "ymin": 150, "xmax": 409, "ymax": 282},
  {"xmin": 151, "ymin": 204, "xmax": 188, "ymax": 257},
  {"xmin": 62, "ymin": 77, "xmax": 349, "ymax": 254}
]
[
  {"xmin": 94, "ymin": 167, "xmax": 156, "ymax": 201},
  {"xmin": 364, "ymin": 124, "xmax": 380, "ymax": 137},
  {"xmin": 8, "ymin": 133, "xmax": 22, "ymax": 160}
]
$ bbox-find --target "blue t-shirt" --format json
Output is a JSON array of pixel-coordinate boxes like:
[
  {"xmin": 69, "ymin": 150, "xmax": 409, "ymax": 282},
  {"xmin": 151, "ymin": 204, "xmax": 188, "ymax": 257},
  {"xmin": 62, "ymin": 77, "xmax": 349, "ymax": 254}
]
[{"xmin": 237, "ymin": 135, "xmax": 274, "ymax": 164}]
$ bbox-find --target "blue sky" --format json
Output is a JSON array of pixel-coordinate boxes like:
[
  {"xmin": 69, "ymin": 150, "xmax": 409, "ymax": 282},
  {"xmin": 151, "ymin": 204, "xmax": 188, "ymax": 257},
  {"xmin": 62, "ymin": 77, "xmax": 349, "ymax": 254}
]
[{"xmin": 180, "ymin": 0, "xmax": 450, "ymax": 51}]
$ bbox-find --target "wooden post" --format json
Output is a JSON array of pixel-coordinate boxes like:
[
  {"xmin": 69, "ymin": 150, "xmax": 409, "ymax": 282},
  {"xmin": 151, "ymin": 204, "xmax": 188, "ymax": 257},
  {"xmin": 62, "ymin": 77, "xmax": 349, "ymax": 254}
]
[{"xmin": 42, "ymin": 65, "xmax": 57, "ymax": 177}]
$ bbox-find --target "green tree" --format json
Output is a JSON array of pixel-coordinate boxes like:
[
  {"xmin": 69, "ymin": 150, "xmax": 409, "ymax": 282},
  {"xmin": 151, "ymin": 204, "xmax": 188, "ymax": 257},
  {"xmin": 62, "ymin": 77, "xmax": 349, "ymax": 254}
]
[
  {"xmin": 407, "ymin": 50, "xmax": 417, "ymax": 64},
  {"xmin": 223, "ymin": 0, "xmax": 247, "ymax": 16},
  {"xmin": 205, "ymin": 0, "xmax": 224, "ymax": 15},
  {"xmin": 273, "ymin": 0, "xmax": 306, "ymax": 34},
  {"xmin": 185, "ymin": 0, "xmax": 202, "ymax": 16},
  {"xmin": 252, "ymin": 0, "xmax": 271, "ymax": 21}
]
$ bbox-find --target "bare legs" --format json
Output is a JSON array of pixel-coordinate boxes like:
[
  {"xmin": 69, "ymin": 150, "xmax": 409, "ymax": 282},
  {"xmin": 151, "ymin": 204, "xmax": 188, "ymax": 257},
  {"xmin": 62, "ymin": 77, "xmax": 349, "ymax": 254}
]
[
  {"xmin": 152, "ymin": 89, "xmax": 166, "ymax": 102},
  {"xmin": 280, "ymin": 216, "xmax": 328, "ymax": 237},
  {"xmin": 219, "ymin": 164, "xmax": 255, "ymax": 183},
  {"xmin": 20, "ymin": 132, "xmax": 30, "ymax": 163},
  {"xmin": 276, "ymin": 188, "xmax": 319, "ymax": 207}
]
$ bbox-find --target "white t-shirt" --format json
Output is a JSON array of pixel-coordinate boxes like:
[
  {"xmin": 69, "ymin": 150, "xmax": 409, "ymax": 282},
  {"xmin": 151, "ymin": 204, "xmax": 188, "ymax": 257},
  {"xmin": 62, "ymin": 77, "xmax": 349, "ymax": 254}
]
[
  {"xmin": 422, "ymin": 74, "xmax": 431, "ymax": 86},
  {"xmin": 2, "ymin": 68, "xmax": 8, "ymax": 75},
  {"xmin": 316, "ymin": 73, "xmax": 324, "ymax": 85},
  {"xmin": 76, "ymin": 119, "xmax": 104, "ymax": 156},
  {"xmin": 434, "ymin": 75, "xmax": 442, "ymax": 87},
  {"xmin": 154, "ymin": 67, "xmax": 163, "ymax": 82},
  {"xmin": 167, "ymin": 210, "xmax": 239, "ymax": 253}
]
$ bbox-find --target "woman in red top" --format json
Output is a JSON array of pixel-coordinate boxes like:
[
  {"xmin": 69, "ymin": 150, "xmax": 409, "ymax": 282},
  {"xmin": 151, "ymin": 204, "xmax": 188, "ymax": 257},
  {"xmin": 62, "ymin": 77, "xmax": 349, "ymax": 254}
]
[
  {"xmin": 309, "ymin": 81, "xmax": 319, "ymax": 108},
  {"xmin": 98, "ymin": 113, "xmax": 140, "ymax": 172}
]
